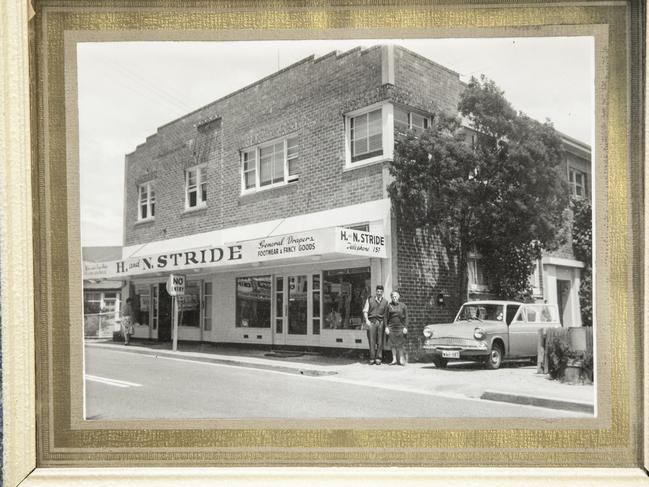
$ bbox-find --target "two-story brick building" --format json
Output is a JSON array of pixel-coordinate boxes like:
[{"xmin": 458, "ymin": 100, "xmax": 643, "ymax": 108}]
[{"xmin": 83, "ymin": 45, "xmax": 591, "ymax": 354}]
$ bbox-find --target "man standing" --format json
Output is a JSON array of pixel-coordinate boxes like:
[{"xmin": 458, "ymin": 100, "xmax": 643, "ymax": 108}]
[{"xmin": 363, "ymin": 285, "xmax": 389, "ymax": 365}]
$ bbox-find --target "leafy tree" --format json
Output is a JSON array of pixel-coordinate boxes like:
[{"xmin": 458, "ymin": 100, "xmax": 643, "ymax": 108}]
[
  {"xmin": 571, "ymin": 196, "xmax": 592, "ymax": 326},
  {"xmin": 388, "ymin": 76, "xmax": 570, "ymax": 302}
]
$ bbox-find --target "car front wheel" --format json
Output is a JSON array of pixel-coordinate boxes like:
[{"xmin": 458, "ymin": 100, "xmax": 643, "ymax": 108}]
[{"xmin": 485, "ymin": 343, "xmax": 504, "ymax": 370}]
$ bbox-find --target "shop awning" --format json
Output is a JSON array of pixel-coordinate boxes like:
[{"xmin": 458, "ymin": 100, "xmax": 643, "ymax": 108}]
[{"xmin": 83, "ymin": 225, "xmax": 388, "ymax": 280}]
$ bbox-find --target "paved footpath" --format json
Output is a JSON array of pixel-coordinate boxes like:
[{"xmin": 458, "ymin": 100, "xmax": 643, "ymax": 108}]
[{"xmin": 85, "ymin": 340, "xmax": 595, "ymax": 417}]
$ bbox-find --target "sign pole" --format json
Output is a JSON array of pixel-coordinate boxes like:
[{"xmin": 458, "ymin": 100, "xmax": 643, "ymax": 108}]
[
  {"xmin": 172, "ymin": 296, "xmax": 178, "ymax": 352},
  {"xmin": 166, "ymin": 273, "xmax": 185, "ymax": 352}
]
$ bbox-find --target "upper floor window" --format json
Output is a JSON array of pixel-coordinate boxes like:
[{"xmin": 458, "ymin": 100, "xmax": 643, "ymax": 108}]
[
  {"xmin": 569, "ymin": 168, "xmax": 588, "ymax": 198},
  {"xmin": 394, "ymin": 106, "xmax": 430, "ymax": 135},
  {"xmin": 240, "ymin": 136, "xmax": 299, "ymax": 193},
  {"xmin": 350, "ymin": 108, "xmax": 383, "ymax": 162},
  {"xmin": 344, "ymin": 103, "xmax": 393, "ymax": 169},
  {"xmin": 185, "ymin": 165, "xmax": 207, "ymax": 209},
  {"xmin": 138, "ymin": 182, "xmax": 155, "ymax": 221}
]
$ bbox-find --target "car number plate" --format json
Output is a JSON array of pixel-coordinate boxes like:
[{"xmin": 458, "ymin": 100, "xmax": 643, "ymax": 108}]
[{"xmin": 442, "ymin": 351, "xmax": 460, "ymax": 359}]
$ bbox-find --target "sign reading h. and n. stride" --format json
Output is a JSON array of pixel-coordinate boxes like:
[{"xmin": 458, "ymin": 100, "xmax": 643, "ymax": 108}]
[{"xmin": 83, "ymin": 226, "xmax": 387, "ymax": 279}]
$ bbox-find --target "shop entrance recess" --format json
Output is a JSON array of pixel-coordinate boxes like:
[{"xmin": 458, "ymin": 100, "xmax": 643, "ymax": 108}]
[{"xmin": 273, "ymin": 273, "xmax": 321, "ymax": 346}]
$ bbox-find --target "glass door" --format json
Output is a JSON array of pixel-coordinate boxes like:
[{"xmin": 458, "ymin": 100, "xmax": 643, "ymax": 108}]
[
  {"xmin": 288, "ymin": 275, "xmax": 308, "ymax": 336},
  {"xmin": 273, "ymin": 276, "xmax": 286, "ymax": 345},
  {"xmin": 273, "ymin": 273, "xmax": 320, "ymax": 346}
]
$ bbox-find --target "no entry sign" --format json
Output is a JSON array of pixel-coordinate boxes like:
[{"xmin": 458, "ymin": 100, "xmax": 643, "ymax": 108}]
[{"xmin": 166, "ymin": 274, "xmax": 186, "ymax": 296}]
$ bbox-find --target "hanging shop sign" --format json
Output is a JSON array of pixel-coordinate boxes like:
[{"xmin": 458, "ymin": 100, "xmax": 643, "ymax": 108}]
[
  {"xmin": 82, "ymin": 226, "xmax": 387, "ymax": 280},
  {"xmin": 333, "ymin": 227, "xmax": 387, "ymax": 258}
]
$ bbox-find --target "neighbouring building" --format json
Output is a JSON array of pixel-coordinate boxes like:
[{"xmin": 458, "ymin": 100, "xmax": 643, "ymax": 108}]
[
  {"xmin": 82, "ymin": 246, "xmax": 124, "ymax": 338},
  {"xmin": 466, "ymin": 132, "xmax": 591, "ymax": 328},
  {"xmin": 83, "ymin": 45, "xmax": 592, "ymax": 355}
]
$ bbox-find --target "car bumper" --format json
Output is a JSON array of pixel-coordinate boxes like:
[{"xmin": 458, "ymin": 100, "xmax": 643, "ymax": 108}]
[{"xmin": 422, "ymin": 339, "xmax": 490, "ymax": 360}]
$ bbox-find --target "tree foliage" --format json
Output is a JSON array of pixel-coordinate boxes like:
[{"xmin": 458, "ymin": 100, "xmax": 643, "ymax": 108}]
[{"xmin": 388, "ymin": 76, "xmax": 570, "ymax": 301}]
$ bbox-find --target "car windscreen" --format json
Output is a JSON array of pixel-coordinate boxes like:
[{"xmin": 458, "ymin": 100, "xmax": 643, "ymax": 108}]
[
  {"xmin": 525, "ymin": 304, "xmax": 559, "ymax": 323},
  {"xmin": 456, "ymin": 304, "xmax": 504, "ymax": 322}
]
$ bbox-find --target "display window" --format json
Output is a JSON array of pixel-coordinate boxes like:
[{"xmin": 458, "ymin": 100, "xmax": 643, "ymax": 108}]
[
  {"xmin": 178, "ymin": 281, "xmax": 201, "ymax": 327},
  {"xmin": 323, "ymin": 267, "xmax": 371, "ymax": 330},
  {"xmin": 236, "ymin": 276, "xmax": 271, "ymax": 328},
  {"xmin": 133, "ymin": 284, "xmax": 151, "ymax": 327}
]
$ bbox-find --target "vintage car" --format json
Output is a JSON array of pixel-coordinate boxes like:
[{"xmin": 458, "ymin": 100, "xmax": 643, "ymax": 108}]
[{"xmin": 422, "ymin": 300, "xmax": 562, "ymax": 369}]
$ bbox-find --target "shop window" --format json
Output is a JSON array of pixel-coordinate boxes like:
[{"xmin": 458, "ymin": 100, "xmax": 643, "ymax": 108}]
[
  {"xmin": 84, "ymin": 291, "xmax": 120, "ymax": 316},
  {"xmin": 138, "ymin": 181, "xmax": 155, "ymax": 221},
  {"xmin": 312, "ymin": 274, "xmax": 321, "ymax": 335},
  {"xmin": 152, "ymin": 285, "xmax": 158, "ymax": 330},
  {"xmin": 203, "ymin": 282, "xmax": 212, "ymax": 331},
  {"xmin": 323, "ymin": 267, "xmax": 371, "ymax": 330},
  {"xmin": 569, "ymin": 168, "xmax": 588, "ymax": 198},
  {"xmin": 236, "ymin": 276, "xmax": 271, "ymax": 328},
  {"xmin": 84, "ymin": 292, "xmax": 102, "ymax": 314},
  {"xmin": 240, "ymin": 136, "xmax": 299, "ymax": 193},
  {"xmin": 133, "ymin": 284, "xmax": 151, "ymax": 327},
  {"xmin": 185, "ymin": 165, "xmax": 207, "ymax": 209},
  {"xmin": 275, "ymin": 276, "xmax": 284, "ymax": 333},
  {"xmin": 179, "ymin": 281, "xmax": 201, "ymax": 327}
]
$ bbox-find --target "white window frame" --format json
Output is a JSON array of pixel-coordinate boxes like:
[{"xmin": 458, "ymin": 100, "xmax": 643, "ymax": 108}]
[
  {"xmin": 240, "ymin": 135, "xmax": 299, "ymax": 194},
  {"xmin": 137, "ymin": 181, "xmax": 155, "ymax": 221},
  {"xmin": 568, "ymin": 168, "xmax": 588, "ymax": 198},
  {"xmin": 467, "ymin": 253, "xmax": 490, "ymax": 293},
  {"xmin": 344, "ymin": 102, "xmax": 394, "ymax": 170},
  {"xmin": 394, "ymin": 105, "xmax": 431, "ymax": 135},
  {"xmin": 185, "ymin": 164, "xmax": 208, "ymax": 210},
  {"xmin": 530, "ymin": 259, "xmax": 542, "ymax": 297}
]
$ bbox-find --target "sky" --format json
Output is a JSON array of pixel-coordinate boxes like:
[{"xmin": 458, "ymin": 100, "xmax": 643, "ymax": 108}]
[{"xmin": 77, "ymin": 37, "xmax": 594, "ymax": 246}]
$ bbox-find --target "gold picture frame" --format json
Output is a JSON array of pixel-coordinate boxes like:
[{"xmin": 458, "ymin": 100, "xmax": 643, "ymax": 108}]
[{"xmin": 1, "ymin": 0, "xmax": 646, "ymax": 485}]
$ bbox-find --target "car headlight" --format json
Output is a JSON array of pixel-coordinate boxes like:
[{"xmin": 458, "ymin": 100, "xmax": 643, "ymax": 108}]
[
  {"xmin": 473, "ymin": 327, "xmax": 486, "ymax": 340},
  {"xmin": 423, "ymin": 327, "xmax": 434, "ymax": 338}
]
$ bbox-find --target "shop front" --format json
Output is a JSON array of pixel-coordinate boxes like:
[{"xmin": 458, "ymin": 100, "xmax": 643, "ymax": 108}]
[{"xmin": 83, "ymin": 216, "xmax": 391, "ymax": 349}]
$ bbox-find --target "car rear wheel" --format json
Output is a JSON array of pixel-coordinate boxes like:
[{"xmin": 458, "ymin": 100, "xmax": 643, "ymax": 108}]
[
  {"xmin": 485, "ymin": 343, "xmax": 504, "ymax": 370},
  {"xmin": 433, "ymin": 357, "xmax": 448, "ymax": 369}
]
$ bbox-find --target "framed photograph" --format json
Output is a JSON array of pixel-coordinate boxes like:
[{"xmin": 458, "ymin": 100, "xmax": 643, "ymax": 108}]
[{"xmin": 1, "ymin": 0, "xmax": 645, "ymax": 485}]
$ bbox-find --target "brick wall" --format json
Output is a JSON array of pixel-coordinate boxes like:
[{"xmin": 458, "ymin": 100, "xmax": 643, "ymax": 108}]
[
  {"xmin": 395, "ymin": 226, "xmax": 461, "ymax": 356},
  {"xmin": 393, "ymin": 47, "xmax": 463, "ymax": 116},
  {"xmin": 124, "ymin": 45, "xmax": 465, "ymax": 247},
  {"xmin": 125, "ymin": 47, "xmax": 388, "ymax": 246}
]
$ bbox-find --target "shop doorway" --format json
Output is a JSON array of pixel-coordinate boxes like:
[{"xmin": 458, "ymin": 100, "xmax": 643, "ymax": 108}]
[
  {"xmin": 273, "ymin": 273, "xmax": 320, "ymax": 346},
  {"xmin": 157, "ymin": 282, "xmax": 173, "ymax": 341}
]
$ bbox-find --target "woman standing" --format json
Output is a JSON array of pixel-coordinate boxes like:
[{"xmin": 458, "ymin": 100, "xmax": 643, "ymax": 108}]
[{"xmin": 384, "ymin": 290, "xmax": 408, "ymax": 366}]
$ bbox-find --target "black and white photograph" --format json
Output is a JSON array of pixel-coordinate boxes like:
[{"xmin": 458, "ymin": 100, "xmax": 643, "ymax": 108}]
[{"xmin": 79, "ymin": 37, "xmax": 595, "ymax": 420}]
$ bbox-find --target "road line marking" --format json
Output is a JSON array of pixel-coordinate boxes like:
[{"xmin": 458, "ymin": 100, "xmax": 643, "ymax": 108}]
[{"xmin": 85, "ymin": 374, "xmax": 142, "ymax": 388}]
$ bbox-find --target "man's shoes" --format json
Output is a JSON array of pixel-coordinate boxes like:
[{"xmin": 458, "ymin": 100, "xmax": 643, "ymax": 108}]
[
  {"xmin": 375, "ymin": 360, "xmax": 382, "ymax": 365},
  {"xmin": 369, "ymin": 360, "xmax": 375, "ymax": 365}
]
